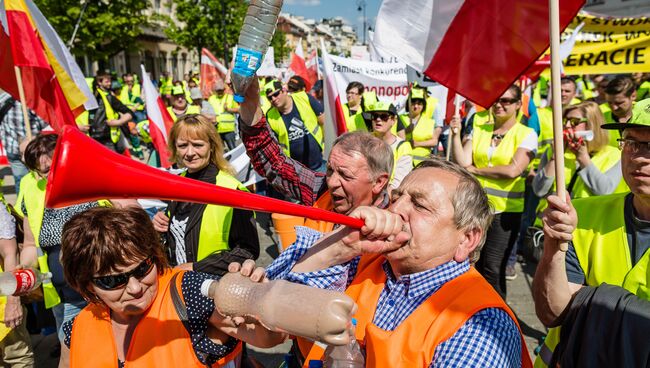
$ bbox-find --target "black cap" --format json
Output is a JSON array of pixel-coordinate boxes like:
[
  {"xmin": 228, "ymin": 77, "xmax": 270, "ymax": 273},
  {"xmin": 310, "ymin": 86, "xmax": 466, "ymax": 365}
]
[{"xmin": 287, "ymin": 76, "xmax": 306, "ymax": 92}]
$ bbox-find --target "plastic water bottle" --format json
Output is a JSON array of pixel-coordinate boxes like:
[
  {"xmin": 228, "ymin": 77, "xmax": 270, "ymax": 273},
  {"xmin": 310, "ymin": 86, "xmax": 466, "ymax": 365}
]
[
  {"xmin": 323, "ymin": 318, "xmax": 365, "ymax": 368},
  {"xmin": 0, "ymin": 268, "xmax": 52, "ymax": 296},
  {"xmin": 231, "ymin": 0, "xmax": 283, "ymax": 103},
  {"xmin": 200, "ymin": 272, "xmax": 356, "ymax": 346}
]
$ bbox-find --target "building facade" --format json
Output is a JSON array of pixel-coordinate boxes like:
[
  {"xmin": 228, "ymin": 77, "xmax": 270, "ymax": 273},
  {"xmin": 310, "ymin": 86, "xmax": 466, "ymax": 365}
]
[{"xmin": 583, "ymin": 0, "xmax": 650, "ymax": 16}]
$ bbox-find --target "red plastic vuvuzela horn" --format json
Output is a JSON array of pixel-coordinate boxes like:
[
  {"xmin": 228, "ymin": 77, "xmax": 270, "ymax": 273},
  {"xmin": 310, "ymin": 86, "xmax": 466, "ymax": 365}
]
[{"xmin": 45, "ymin": 126, "xmax": 364, "ymax": 229}]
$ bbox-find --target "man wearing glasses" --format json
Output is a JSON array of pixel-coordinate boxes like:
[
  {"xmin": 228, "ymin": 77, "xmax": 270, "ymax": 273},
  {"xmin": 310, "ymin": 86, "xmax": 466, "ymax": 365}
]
[
  {"xmin": 263, "ymin": 79, "xmax": 326, "ymax": 172},
  {"xmin": 533, "ymin": 98, "xmax": 650, "ymax": 368}
]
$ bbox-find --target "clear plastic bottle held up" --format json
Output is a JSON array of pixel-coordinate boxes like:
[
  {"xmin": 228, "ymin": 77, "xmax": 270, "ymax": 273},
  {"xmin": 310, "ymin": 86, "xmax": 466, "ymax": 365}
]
[
  {"xmin": 323, "ymin": 318, "xmax": 365, "ymax": 368},
  {"xmin": 0, "ymin": 268, "xmax": 52, "ymax": 296},
  {"xmin": 231, "ymin": 0, "xmax": 283, "ymax": 103}
]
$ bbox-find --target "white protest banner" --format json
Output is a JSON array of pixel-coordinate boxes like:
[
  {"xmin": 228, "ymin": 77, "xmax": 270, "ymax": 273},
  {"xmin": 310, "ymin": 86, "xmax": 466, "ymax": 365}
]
[{"xmin": 321, "ymin": 44, "xmax": 409, "ymax": 154}]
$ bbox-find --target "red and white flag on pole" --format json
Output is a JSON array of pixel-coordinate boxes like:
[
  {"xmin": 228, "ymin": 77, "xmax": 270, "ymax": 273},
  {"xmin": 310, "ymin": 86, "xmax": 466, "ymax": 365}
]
[
  {"xmin": 0, "ymin": 0, "xmax": 97, "ymax": 130},
  {"xmin": 141, "ymin": 65, "xmax": 174, "ymax": 168},
  {"xmin": 373, "ymin": 0, "xmax": 584, "ymax": 108},
  {"xmin": 200, "ymin": 48, "xmax": 228, "ymax": 98},
  {"xmin": 288, "ymin": 39, "xmax": 313, "ymax": 91},
  {"xmin": 306, "ymin": 49, "xmax": 319, "ymax": 89}
]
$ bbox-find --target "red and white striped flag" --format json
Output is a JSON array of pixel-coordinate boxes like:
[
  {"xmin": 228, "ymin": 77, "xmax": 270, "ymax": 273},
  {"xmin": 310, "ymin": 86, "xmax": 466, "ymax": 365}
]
[
  {"xmin": 141, "ymin": 65, "xmax": 175, "ymax": 168},
  {"xmin": 373, "ymin": 0, "xmax": 584, "ymax": 108},
  {"xmin": 200, "ymin": 48, "xmax": 228, "ymax": 98},
  {"xmin": 288, "ymin": 40, "xmax": 312, "ymax": 91},
  {"xmin": 305, "ymin": 49, "xmax": 319, "ymax": 89}
]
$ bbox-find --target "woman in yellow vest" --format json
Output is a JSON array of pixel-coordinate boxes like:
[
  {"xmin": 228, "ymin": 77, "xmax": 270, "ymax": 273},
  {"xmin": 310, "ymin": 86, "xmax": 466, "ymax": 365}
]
[
  {"xmin": 17, "ymin": 134, "xmax": 137, "ymax": 344},
  {"xmin": 58, "ymin": 206, "xmax": 285, "ymax": 367},
  {"xmin": 366, "ymin": 101, "xmax": 413, "ymax": 190},
  {"xmin": 532, "ymin": 101, "xmax": 627, "ymax": 221},
  {"xmin": 152, "ymin": 114, "xmax": 259, "ymax": 275},
  {"xmin": 401, "ymin": 87, "xmax": 441, "ymax": 166},
  {"xmin": 450, "ymin": 85, "xmax": 538, "ymax": 299}
]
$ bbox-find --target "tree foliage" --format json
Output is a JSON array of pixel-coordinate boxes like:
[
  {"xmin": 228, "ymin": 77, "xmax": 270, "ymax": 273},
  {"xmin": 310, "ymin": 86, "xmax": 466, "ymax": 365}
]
[
  {"xmin": 270, "ymin": 28, "xmax": 287, "ymax": 64},
  {"xmin": 34, "ymin": 0, "xmax": 149, "ymax": 62},
  {"xmin": 159, "ymin": 0, "xmax": 248, "ymax": 65}
]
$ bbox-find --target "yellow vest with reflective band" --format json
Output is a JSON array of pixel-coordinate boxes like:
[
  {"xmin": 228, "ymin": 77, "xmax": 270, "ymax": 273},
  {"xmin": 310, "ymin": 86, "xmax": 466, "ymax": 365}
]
[
  {"xmin": 136, "ymin": 121, "xmax": 152, "ymax": 144},
  {"xmin": 602, "ymin": 108, "xmax": 625, "ymax": 148},
  {"xmin": 576, "ymin": 77, "xmax": 594, "ymax": 100},
  {"xmin": 119, "ymin": 85, "xmax": 143, "ymax": 111},
  {"xmin": 402, "ymin": 113, "xmax": 436, "ymax": 166},
  {"xmin": 422, "ymin": 96, "xmax": 439, "ymax": 126},
  {"xmin": 534, "ymin": 193, "xmax": 648, "ymax": 368},
  {"xmin": 533, "ymin": 145, "xmax": 629, "ymax": 227},
  {"xmin": 637, "ymin": 80, "xmax": 650, "ymax": 101},
  {"xmin": 17, "ymin": 173, "xmax": 60, "ymax": 308},
  {"xmin": 207, "ymin": 94, "xmax": 238, "ymax": 133},
  {"xmin": 159, "ymin": 77, "xmax": 173, "ymax": 95},
  {"xmin": 534, "ymin": 107, "xmax": 554, "ymax": 169},
  {"xmin": 179, "ymin": 170, "xmax": 250, "ymax": 261},
  {"xmin": 266, "ymin": 91, "xmax": 323, "ymax": 157},
  {"xmin": 342, "ymin": 103, "xmax": 364, "ymax": 132},
  {"xmin": 166, "ymin": 105, "xmax": 201, "ymax": 123},
  {"xmin": 472, "ymin": 111, "xmax": 533, "ymax": 213},
  {"xmin": 96, "ymin": 89, "xmax": 121, "ymax": 144},
  {"xmin": 391, "ymin": 139, "xmax": 412, "ymax": 181},
  {"xmin": 260, "ymin": 93, "xmax": 272, "ymax": 114}
]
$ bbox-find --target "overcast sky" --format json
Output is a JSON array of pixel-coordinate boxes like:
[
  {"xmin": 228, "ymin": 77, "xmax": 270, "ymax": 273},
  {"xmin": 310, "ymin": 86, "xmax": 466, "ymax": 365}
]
[{"xmin": 283, "ymin": 0, "xmax": 382, "ymax": 42}]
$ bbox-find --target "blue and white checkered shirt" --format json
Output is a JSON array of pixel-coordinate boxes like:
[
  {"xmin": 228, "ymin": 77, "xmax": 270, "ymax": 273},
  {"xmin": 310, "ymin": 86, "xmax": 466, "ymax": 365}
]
[{"xmin": 266, "ymin": 227, "xmax": 522, "ymax": 368}]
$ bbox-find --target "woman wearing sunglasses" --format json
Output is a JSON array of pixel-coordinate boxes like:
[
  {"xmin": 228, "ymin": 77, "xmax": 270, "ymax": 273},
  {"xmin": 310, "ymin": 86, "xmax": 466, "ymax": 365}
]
[
  {"xmin": 16, "ymin": 133, "xmax": 137, "ymax": 344},
  {"xmin": 58, "ymin": 206, "xmax": 285, "ymax": 367},
  {"xmin": 449, "ymin": 85, "xmax": 538, "ymax": 299},
  {"xmin": 532, "ymin": 101, "xmax": 628, "ymax": 214},
  {"xmin": 365, "ymin": 101, "xmax": 413, "ymax": 190},
  {"xmin": 401, "ymin": 87, "xmax": 442, "ymax": 166},
  {"xmin": 152, "ymin": 114, "xmax": 259, "ymax": 276}
]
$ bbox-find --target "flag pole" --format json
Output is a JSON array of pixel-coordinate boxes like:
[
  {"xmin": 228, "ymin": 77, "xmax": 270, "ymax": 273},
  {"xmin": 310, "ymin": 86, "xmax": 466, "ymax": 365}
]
[
  {"xmin": 446, "ymin": 95, "xmax": 460, "ymax": 161},
  {"xmin": 549, "ymin": 0, "xmax": 568, "ymax": 252},
  {"xmin": 14, "ymin": 66, "xmax": 32, "ymax": 141}
]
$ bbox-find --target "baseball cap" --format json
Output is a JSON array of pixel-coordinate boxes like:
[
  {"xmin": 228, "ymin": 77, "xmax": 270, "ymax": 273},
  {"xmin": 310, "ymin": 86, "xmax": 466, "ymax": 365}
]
[
  {"xmin": 171, "ymin": 85, "xmax": 185, "ymax": 96},
  {"xmin": 287, "ymin": 76, "xmax": 306, "ymax": 92},
  {"xmin": 409, "ymin": 88, "xmax": 426, "ymax": 101},
  {"xmin": 264, "ymin": 80, "xmax": 283, "ymax": 96},
  {"xmin": 363, "ymin": 101, "xmax": 398, "ymax": 120},
  {"xmin": 602, "ymin": 98, "xmax": 650, "ymax": 130}
]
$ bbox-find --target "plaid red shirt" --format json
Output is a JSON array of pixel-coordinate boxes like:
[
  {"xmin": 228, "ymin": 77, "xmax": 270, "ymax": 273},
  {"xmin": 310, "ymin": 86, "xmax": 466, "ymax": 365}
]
[{"xmin": 239, "ymin": 116, "xmax": 328, "ymax": 206}]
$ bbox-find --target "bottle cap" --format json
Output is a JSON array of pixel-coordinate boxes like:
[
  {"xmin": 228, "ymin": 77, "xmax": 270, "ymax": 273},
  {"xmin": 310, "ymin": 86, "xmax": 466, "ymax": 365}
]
[
  {"xmin": 308, "ymin": 360, "xmax": 324, "ymax": 368},
  {"xmin": 200, "ymin": 279, "xmax": 215, "ymax": 298},
  {"xmin": 351, "ymin": 318, "xmax": 357, "ymax": 326}
]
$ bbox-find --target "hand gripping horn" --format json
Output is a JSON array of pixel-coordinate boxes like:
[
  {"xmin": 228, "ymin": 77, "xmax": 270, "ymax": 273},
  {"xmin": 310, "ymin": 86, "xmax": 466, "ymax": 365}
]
[{"xmin": 45, "ymin": 126, "xmax": 364, "ymax": 228}]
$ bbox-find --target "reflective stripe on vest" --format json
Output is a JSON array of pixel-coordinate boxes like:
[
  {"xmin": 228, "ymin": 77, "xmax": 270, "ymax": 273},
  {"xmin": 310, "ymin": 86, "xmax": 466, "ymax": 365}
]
[
  {"xmin": 472, "ymin": 111, "xmax": 533, "ymax": 213},
  {"xmin": 534, "ymin": 193, "xmax": 648, "ymax": 368},
  {"xmin": 401, "ymin": 113, "xmax": 436, "ymax": 165},
  {"xmin": 208, "ymin": 94, "xmax": 238, "ymax": 133},
  {"xmin": 602, "ymin": 109, "xmax": 623, "ymax": 147},
  {"xmin": 342, "ymin": 103, "xmax": 365, "ymax": 132},
  {"xmin": 534, "ymin": 108, "xmax": 554, "ymax": 167},
  {"xmin": 391, "ymin": 139, "xmax": 412, "ymax": 181},
  {"xmin": 304, "ymin": 255, "xmax": 532, "ymax": 367},
  {"xmin": 178, "ymin": 171, "xmax": 250, "ymax": 261},
  {"xmin": 18, "ymin": 173, "xmax": 60, "ymax": 308},
  {"xmin": 267, "ymin": 91, "xmax": 323, "ymax": 157},
  {"xmin": 167, "ymin": 105, "xmax": 201, "ymax": 122},
  {"xmin": 70, "ymin": 269, "xmax": 243, "ymax": 367},
  {"xmin": 97, "ymin": 89, "xmax": 121, "ymax": 144}
]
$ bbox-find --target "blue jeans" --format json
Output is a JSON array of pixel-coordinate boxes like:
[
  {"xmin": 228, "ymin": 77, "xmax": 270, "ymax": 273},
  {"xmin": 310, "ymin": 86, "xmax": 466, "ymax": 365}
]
[
  {"xmin": 7, "ymin": 155, "xmax": 28, "ymax": 194},
  {"xmin": 52, "ymin": 300, "xmax": 87, "ymax": 343}
]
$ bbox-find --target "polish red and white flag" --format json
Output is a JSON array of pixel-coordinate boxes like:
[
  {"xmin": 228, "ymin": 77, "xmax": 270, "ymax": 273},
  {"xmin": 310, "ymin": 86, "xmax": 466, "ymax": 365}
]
[
  {"xmin": 373, "ymin": 0, "xmax": 584, "ymax": 107},
  {"xmin": 141, "ymin": 64, "xmax": 175, "ymax": 168},
  {"xmin": 305, "ymin": 49, "xmax": 320, "ymax": 89},
  {"xmin": 200, "ymin": 48, "xmax": 228, "ymax": 98},
  {"xmin": 288, "ymin": 40, "xmax": 313, "ymax": 91}
]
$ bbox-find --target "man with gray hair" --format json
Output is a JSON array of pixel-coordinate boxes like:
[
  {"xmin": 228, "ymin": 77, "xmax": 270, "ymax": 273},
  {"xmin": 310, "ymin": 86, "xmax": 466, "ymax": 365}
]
[
  {"xmin": 257, "ymin": 158, "xmax": 531, "ymax": 367},
  {"xmin": 237, "ymin": 78, "xmax": 393, "ymax": 226}
]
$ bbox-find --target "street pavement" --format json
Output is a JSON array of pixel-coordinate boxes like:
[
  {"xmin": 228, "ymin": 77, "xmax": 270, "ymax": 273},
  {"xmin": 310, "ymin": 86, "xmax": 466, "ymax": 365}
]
[{"xmin": 1, "ymin": 168, "xmax": 547, "ymax": 367}]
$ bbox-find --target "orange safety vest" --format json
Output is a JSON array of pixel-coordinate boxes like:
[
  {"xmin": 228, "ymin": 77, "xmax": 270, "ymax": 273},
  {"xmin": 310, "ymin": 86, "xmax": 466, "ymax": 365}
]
[
  {"xmin": 70, "ymin": 269, "xmax": 242, "ymax": 368},
  {"xmin": 303, "ymin": 255, "xmax": 533, "ymax": 367},
  {"xmin": 303, "ymin": 191, "xmax": 335, "ymax": 232}
]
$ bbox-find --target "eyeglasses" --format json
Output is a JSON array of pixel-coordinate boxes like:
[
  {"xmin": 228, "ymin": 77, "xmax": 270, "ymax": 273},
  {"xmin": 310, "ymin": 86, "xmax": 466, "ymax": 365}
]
[
  {"xmin": 371, "ymin": 113, "xmax": 392, "ymax": 121},
  {"xmin": 346, "ymin": 91, "xmax": 360, "ymax": 96},
  {"xmin": 564, "ymin": 117, "xmax": 588, "ymax": 127},
  {"xmin": 495, "ymin": 97, "xmax": 519, "ymax": 106},
  {"xmin": 92, "ymin": 257, "xmax": 155, "ymax": 290},
  {"xmin": 266, "ymin": 90, "xmax": 281, "ymax": 100},
  {"xmin": 618, "ymin": 138, "xmax": 650, "ymax": 154}
]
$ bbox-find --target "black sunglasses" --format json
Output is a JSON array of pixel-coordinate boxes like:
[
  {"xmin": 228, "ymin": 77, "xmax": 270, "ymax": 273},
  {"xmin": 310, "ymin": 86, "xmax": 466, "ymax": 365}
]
[
  {"xmin": 371, "ymin": 113, "xmax": 392, "ymax": 121},
  {"xmin": 266, "ymin": 90, "xmax": 281, "ymax": 99},
  {"xmin": 495, "ymin": 97, "xmax": 519, "ymax": 106},
  {"xmin": 92, "ymin": 257, "xmax": 155, "ymax": 290}
]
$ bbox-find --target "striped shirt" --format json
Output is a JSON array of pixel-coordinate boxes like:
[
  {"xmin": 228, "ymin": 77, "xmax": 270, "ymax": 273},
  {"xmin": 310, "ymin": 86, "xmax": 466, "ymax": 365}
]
[{"xmin": 266, "ymin": 227, "xmax": 522, "ymax": 368}]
